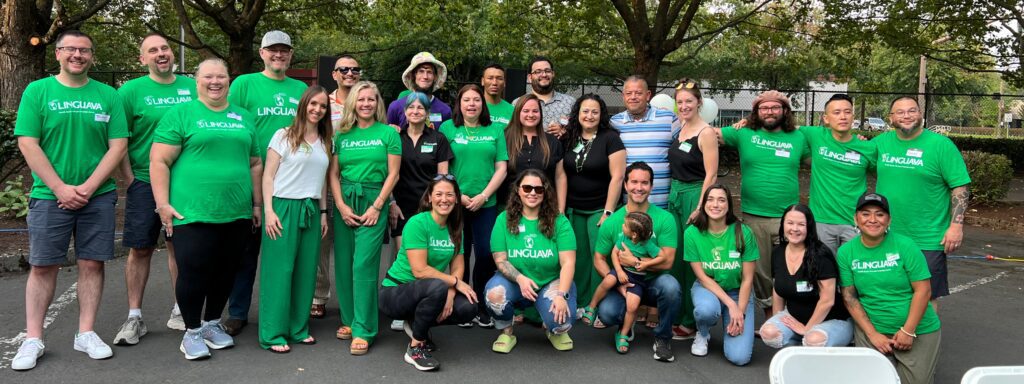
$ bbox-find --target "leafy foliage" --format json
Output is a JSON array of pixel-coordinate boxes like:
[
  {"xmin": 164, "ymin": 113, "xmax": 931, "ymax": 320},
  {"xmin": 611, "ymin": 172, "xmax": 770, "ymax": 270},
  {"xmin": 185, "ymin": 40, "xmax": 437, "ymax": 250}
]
[
  {"xmin": 0, "ymin": 175, "xmax": 28, "ymax": 218},
  {"xmin": 962, "ymin": 151, "xmax": 1014, "ymax": 204}
]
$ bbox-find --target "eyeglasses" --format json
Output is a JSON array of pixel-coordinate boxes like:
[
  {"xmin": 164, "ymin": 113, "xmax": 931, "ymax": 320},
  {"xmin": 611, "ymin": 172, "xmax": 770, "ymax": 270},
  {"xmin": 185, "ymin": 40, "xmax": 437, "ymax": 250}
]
[
  {"xmin": 263, "ymin": 47, "xmax": 292, "ymax": 55},
  {"xmin": 530, "ymin": 69, "xmax": 554, "ymax": 76},
  {"xmin": 758, "ymin": 106, "xmax": 783, "ymax": 112},
  {"xmin": 57, "ymin": 46, "xmax": 93, "ymax": 55},
  {"xmin": 890, "ymin": 109, "xmax": 919, "ymax": 117},
  {"xmin": 433, "ymin": 174, "xmax": 456, "ymax": 181},
  {"xmin": 334, "ymin": 66, "xmax": 362, "ymax": 75},
  {"xmin": 520, "ymin": 184, "xmax": 544, "ymax": 194}
]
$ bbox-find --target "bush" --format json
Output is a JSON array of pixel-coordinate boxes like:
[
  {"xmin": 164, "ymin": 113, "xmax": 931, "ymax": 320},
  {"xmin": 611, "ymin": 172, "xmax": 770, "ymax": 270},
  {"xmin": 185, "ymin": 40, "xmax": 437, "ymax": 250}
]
[
  {"xmin": 1, "ymin": 109, "xmax": 26, "ymax": 182},
  {"xmin": 962, "ymin": 151, "xmax": 1013, "ymax": 204},
  {"xmin": 0, "ymin": 175, "xmax": 28, "ymax": 218},
  {"xmin": 853, "ymin": 129, "xmax": 1024, "ymax": 173}
]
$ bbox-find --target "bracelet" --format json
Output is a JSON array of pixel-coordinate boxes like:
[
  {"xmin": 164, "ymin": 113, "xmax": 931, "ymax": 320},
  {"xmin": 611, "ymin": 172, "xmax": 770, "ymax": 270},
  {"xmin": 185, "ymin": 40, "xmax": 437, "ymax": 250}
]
[
  {"xmin": 899, "ymin": 327, "xmax": 917, "ymax": 338},
  {"xmin": 369, "ymin": 205, "xmax": 381, "ymax": 212},
  {"xmin": 320, "ymin": 209, "xmax": 328, "ymax": 214}
]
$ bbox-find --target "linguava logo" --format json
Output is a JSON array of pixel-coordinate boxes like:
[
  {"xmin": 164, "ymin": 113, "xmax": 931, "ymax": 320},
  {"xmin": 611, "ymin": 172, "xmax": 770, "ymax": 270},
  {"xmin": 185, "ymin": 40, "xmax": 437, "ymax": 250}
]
[
  {"xmin": 274, "ymin": 93, "xmax": 286, "ymax": 107},
  {"xmin": 524, "ymin": 235, "xmax": 536, "ymax": 249},
  {"xmin": 851, "ymin": 258, "xmax": 898, "ymax": 270},
  {"xmin": 818, "ymin": 147, "xmax": 860, "ymax": 164},
  {"xmin": 702, "ymin": 260, "xmax": 741, "ymax": 270},
  {"xmin": 48, "ymin": 99, "xmax": 103, "ymax": 111},
  {"xmin": 881, "ymin": 153, "xmax": 923, "ymax": 167},
  {"xmin": 338, "ymin": 138, "xmax": 384, "ymax": 149},
  {"xmin": 196, "ymin": 119, "xmax": 245, "ymax": 129},
  {"xmin": 751, "ymin": 135, "xmax": 794, "ymax": 149},
  {"xmin": 430, "ymin": 237, "xmax": 454, "ymax": 249},
  {"xmin": 511, "ymin": 248, "xmax": 554, "ymax": 259},
  {"xmin": 144, "ymin": 95, "xmax": 192, "ymax": 106}
]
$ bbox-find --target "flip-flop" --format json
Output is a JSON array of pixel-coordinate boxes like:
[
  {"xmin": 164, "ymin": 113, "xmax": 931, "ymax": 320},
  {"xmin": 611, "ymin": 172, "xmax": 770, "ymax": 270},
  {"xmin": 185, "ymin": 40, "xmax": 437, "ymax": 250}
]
[
  {"xmin": 350, "ymin": 338, "xmax": 369, "ymax": 355},
  {"xmin": 269, "ymin": 345, "xmax": 290, "ymax": 354},
  {"xmin": 336, "ymin": 326, "xmax": 352, "ymax": 340},
  {"xmin": 298, "ymin": 336, "xmax": 316, "ymax": 345},
  {"xmin": 492, "ymin": 333, "xmax": 517, "ymax": 353},
  {"xmin": 310, "ymin": 304, "xmax": 326, "ymax": 319}
]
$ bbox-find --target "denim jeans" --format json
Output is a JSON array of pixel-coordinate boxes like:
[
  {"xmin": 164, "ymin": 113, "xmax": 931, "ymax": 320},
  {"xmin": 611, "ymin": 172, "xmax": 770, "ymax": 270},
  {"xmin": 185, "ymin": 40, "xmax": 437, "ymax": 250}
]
[
  {"xmin": 692, "ymin": 282, "xmax": 755, "ymax": 366},
  {"xmin": 228, "ymin": 227, "xmax": 262, "ymax": 320},
  {"xmin": 596, "ymin": 273, "xmax": 681, "ymax": 341},
  {"xmin": 484, "ymin": 273, "xmax": 577, "ymax": 333},
  {"xmin": 760, "ymin": 310, "xmax": 853, "ymax": 348}
]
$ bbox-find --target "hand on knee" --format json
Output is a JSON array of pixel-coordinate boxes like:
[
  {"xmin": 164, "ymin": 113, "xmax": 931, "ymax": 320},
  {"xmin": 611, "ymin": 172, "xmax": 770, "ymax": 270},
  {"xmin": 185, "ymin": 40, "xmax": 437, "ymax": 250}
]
[
  {"xmin": 802, "ymin": 330, "xmax": 828, "ymax": 347},
  {"xmin": 759, "ymin": 324, "xmax": 785, "ymax": 349}
]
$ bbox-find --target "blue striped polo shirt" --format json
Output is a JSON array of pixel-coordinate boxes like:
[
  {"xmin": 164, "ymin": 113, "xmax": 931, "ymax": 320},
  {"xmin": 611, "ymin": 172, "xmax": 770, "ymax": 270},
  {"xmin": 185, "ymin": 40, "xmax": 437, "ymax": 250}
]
[{"xmin": 611, "ymin": 106, "xmax": 679, "ymax": 208}]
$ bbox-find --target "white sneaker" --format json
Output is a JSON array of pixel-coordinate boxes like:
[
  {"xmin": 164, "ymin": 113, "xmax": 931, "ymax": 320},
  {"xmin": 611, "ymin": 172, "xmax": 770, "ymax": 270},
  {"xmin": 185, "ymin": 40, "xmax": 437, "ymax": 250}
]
[
  {"xmin": 690, "ymin": 332, "xmax": 709, "ymax": 357},
  {"xmin": 167, "ymin": 308, "xmax": 185, "ymax": 331},
  {"xmin": 391, "ymin": 320, "xmax": 405, "ymax": 332},
  {"xmin": 113, "ymin": 316, "xmax": 148, "ymax": 345},
  {"xmin": 73, "ymin": 331, "xmax": 113, "ymax": 360},
  {"xmin": 11, "ymin": 338, "xmax": 45, "ymax": 371}
]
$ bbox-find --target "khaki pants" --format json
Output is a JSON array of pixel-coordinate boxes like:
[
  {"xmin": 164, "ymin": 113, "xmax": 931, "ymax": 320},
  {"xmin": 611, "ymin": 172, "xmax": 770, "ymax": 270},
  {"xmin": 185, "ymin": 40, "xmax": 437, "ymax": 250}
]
[
  {"xmin": 854, "ymin": 324, "xmax": 941, "ymax": 384},
  {"xmin": 742, "ymin": 213, "xmax": 780, "ymax": 309}
]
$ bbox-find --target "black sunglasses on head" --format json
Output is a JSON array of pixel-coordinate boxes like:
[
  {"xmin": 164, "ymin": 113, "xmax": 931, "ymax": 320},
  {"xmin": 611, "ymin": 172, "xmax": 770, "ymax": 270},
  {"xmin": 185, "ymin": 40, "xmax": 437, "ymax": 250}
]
[
  {"xmin": 334, "ymin": 66, "xmax": 362, "ymax": 74},
  {"xmin": 433, "ymin": 174, "xmax": 456, "ymax": 181}
]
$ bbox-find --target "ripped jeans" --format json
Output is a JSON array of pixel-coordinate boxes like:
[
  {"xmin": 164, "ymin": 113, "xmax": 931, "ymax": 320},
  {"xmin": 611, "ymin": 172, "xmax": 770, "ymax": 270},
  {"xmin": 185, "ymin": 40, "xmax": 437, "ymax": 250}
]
[
  {"xmin": 484, "ymin": 273, "xmax": 577, "ymax": 333},
  {"xmin": 759, "ymin": 310, "xmax": 853, "ymax": 348}
]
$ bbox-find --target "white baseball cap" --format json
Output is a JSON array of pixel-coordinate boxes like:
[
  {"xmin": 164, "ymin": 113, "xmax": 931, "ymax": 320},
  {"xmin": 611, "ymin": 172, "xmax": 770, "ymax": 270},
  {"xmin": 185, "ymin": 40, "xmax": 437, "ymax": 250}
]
[{"xmin": 261, "ymin": 30, "xmax": 292, "ymax": 48}]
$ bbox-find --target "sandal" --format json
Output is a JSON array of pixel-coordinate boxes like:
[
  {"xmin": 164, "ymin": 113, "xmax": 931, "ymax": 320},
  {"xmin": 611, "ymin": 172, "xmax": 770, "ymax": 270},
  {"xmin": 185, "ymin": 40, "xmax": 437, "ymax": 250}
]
[
  {"xmin": 298, "ymin": 336, "xmax": 316, "ymax": 345},
  {"xmin": 350, "ymin": 337, "xmax": 369, "ymax": 355},
  {"xmin": 310, "ymin": 304, "xmax": 326, "ymax": 319},
  {"xmin": 336, "ymin": 325, "xmax": 352, "ymax": 340},
  {"xmin": 492, "ymin": 333, "xmax": 517, "ymax": 354},
  {"xmin": 269, "ymin": 345, "xmax": 291, "ymax": 354},
  {"xmin": 645, "ymin": 308, "xmax": 659, "ymax": 329},
  {"xmin": 615, "ymin": 333, "xmax": 630, "ymax": 354},
  {"xmin": 547, "ymin": 331, "xmax": 574, "ymax": 351},
  {"xmin": 580, "ymin": 306, "xmax": 597, "ymax": 326}
]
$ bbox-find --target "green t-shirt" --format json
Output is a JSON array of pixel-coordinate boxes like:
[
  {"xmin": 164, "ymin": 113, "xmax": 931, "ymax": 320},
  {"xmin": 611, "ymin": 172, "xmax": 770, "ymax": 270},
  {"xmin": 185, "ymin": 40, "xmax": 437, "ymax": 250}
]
[
  {"xmin": 874, "ymin": 130, "xmax": 971, "ymax": 250},
  {"xmin": 596, "ymin": 205, "xmax": 678, "ymax": 276},
  {"xmin": 119, "ymin": 75, "xmax": 197, "ymax": 183},
  {"xmin": 152, "ymin": 100, "xmax": 258, "ymax": 226},
  {"xmin": 334, "ymin": 122, "xmax": 401, "ymax": 183},
  {"xmin": 615, "ymin": 232, "xmax": 662, "ymax": 273},
  {"xmin": 383, "ymin": 211, "xmax": 464, "ymax": 287},
  {"xmin": 721, "ymin": 127, "xmax": 809, "ymax": 217},
  {"xmin": 439, "ymin": 120, "xmax": 509, "ymax": 207},
  {"xmin": 802, "ymin": 125, "xmax": 877, "ymax": 225},
  {"xmin": 14, "ymin": 77, "xmax": 130, "ymax": 199},
  {"xmin": 488, "ymin": 100, "xmax": 514, "ymax": 130},
  {"xmin": 682, "ymin": 224, "xmax": 759, "ymax": 291},
  {"xmin": 227, "ymin": 73, "xmax": 307, "ymax": 160},
  {"xmin": 491, "ymin": 212, "xmax": 576, "ymax": 286},
  {"xmin": 836, "ymin": 233, "xmax": 940, "ymax": 335}
]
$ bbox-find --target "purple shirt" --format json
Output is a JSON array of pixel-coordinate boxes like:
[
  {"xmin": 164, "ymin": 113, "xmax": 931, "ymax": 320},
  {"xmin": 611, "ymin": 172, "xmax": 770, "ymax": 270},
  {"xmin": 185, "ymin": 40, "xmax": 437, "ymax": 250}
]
[{"xmin": 386, "ymin": 96, "xmax": 452, "ymax": 129}]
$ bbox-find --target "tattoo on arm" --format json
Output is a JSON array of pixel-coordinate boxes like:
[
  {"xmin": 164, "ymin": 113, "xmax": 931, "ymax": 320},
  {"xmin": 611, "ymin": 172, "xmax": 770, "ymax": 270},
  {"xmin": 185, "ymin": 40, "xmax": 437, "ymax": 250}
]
[
  {"xmin": 951, "ymin": 186, "xmax": 969, "ymax": 224},
  {"xmin": 842, "ymin": 286, "xmax": 864, "ymax": 313},
  {"xmin": 493, "ymin": 253, "xmax": 522, "ymax": 280}
]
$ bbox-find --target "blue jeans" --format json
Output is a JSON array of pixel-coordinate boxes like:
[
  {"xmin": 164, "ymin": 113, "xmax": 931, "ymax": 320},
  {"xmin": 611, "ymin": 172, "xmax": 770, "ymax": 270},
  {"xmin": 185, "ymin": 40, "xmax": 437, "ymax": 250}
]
[
  {"xmin": 484, "ymin": 274, "xmax": 577, "ymax": 333},
  {"xmin": 596, "ymin": 273, "xmax": 681, "ymax": 340},
  {"xmin": 760, "ymin": 310, "xmax": 853, "ymax": 348},
  {"xmin": 692, "ymin": 282, "xmax": 755, "ymax": 366}
]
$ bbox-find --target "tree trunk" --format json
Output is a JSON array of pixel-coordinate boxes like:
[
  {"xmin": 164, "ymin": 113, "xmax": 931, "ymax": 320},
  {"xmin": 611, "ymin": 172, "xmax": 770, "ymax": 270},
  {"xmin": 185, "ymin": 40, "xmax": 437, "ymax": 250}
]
[
  {"xmin": 0, "ymin": 0, "xmax": 51, "ymax": 111},
  {"xmin": 227, "ymin": 31, "xmax": 257, "ymax": 77},
  {"xmin": 632, "ymin": 47, "xmax": 664, "ymax": 89}
]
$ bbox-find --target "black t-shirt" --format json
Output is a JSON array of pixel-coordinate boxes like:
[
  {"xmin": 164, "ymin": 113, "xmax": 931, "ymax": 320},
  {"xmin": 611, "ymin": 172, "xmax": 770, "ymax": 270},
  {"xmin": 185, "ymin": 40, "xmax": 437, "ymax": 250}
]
[
  {"xmin": 562, "ymin": 129, "xmax": 626, "ymax": 211},
  {"xmin": 395, "ymin": 128, "xmax": 454, "ymax": 217},
  {"xmin": 771, "ymin": 245, "xmax": 850, "ymax": 323},
  {"xmin": 669, "ymin": 128, "xmax": 707, "ymax": 182},
  {"xmin": 499, "ymin": 134, "xmax": 564, "ymax": 207}
]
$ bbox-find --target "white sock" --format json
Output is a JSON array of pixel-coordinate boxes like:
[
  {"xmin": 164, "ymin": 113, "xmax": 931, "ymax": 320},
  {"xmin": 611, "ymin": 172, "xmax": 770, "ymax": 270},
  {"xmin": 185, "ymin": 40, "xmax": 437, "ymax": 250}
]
[{"xmin": 128, "ymin": 308, "xmax": 142, "ymax": 319}]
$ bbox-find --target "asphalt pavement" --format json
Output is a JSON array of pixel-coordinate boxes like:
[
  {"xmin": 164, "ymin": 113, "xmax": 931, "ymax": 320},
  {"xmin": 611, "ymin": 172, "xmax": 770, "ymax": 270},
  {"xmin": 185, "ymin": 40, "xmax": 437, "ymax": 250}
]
[{"xmin": 0, "ymin": 226, "xmax": 1021, "ymax": 383}]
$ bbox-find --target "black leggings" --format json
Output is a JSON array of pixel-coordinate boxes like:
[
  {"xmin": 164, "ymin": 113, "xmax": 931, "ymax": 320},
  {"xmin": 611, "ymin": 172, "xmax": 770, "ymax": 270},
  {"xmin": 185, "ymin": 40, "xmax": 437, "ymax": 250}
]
[
  {"xmin": 379, "ymin": 278, "xmax": 476, "ymax": 341},
  {"xmin": 173, "ymin": 220, "xmax": 250, "ymax": 329}
]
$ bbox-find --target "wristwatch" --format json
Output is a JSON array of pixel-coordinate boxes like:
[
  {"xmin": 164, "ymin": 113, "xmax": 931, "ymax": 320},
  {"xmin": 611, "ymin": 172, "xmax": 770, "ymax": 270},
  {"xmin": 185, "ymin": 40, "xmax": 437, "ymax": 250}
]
[{"xmin": 603, "ymin": 209, "xmax": 613, "ymax": 216}]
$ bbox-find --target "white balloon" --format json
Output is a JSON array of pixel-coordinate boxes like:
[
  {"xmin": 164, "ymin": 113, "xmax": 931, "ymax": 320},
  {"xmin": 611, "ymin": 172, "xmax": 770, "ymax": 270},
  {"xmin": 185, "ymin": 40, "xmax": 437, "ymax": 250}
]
[
  {"xmin": 650, "ymin": 94, "xmax": 675, "ymax": 112},
  {"xmin": 700, "ymin": 98, "xmax": 719, "ymax": 123}
]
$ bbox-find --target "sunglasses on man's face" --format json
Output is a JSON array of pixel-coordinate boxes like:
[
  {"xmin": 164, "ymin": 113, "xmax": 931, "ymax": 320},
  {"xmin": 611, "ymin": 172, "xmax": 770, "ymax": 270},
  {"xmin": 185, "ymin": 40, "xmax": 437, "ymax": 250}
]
[
  {"xmin": 520, "ymin": 184, "xmax": 544, "ymax": 194},
  {"xmin": 334, "ymin": 66, "xmax": 362, "ymax": 75}
]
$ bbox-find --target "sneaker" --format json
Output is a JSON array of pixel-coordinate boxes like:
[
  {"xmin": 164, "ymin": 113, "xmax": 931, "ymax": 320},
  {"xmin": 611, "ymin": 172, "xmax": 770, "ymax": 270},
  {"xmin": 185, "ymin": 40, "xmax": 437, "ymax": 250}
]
[
  {"xmin": 220, "ymin": 318, "xmax": 246, "ymax": 336},
  {"xmin": 473, "ymin": 315, "xmax": 494, "ymax": 329},
  {"xmin": 11, "ymin": 338, "xmax": 45, "ymax": 371},
  {"xmin": 200, "ymin": 320, "xmax": 235, "ymax": 349},
  {"xmin": 653, "ymin": 338, "xmax": 675, "ymax": 362},
  {"xmin": 691, "ymin": 333, "xmax": 709, "ymax": 357},
  {"xmin": 391, "ymin": 320, "xmax": 405, "ymax": 332},
  {"xmin": 167, "ymin": 308, "xmax": 185, "ymax": 331},
  {"xmin": 457, "ymin": 320, "xmax": 474, "ymax": 328},
  {"xmin": 672, "ymin": 325, "xmax": 696, "ymax": 341},
  {"xmin": 180, "ymin": 329, "xmax": 211, "ymax": 360},
  {"xmin": 73, "ymin": 331, "xmax": 113, "ymax": 360},
  {"xmin": 401, "ymin": 319, "xmax": 437, "ymax": 352},
  {"xmin": 114, "ymin": 316, "xmax": 148, "ymax": 345},
  {"xmin": 404, "ymin": 344, "xmax": 439, "ymax": 371}
]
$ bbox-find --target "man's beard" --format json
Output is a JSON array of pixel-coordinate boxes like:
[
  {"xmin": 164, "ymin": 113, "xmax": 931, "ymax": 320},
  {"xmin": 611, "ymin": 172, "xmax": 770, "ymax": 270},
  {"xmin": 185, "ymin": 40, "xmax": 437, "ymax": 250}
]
[
  {"xmin": 531, "ymin": 81, "xmax": 552, "ymax": 94},
  {"xmin": 760, "ymin": 116, "xmax": 781, "ymax": 130},
  {"xmin": 897, "ymin": 119, "xmax": 922, "ymax": 136}
]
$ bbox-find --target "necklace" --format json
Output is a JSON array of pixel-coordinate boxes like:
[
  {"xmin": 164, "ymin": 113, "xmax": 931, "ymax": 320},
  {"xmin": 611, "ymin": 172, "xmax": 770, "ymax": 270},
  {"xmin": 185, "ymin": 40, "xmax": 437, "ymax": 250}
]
[
  {"xmin": 709, "ymin": 227, "xmax": 728, "ymax": 238},
  {"xmin": 463, "ymin": 125, "xmax": 480, "ymax": 141},
  {"xmin": 574, "ymin": 136, "xmax": 595, "ymax": 173}
]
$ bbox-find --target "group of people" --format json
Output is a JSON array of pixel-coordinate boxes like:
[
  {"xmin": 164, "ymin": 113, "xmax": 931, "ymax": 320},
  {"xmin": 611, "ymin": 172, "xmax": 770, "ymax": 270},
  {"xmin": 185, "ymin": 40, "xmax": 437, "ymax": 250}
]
[{"xmin": 11, "ymin": 29, "xmax": 970, "ymax": 384}]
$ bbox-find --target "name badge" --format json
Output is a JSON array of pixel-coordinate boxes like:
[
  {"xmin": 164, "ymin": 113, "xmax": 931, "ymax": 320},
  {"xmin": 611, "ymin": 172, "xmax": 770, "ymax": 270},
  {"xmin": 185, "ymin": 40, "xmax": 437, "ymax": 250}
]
[
  {"xmin": 331, "ymin": 110, "xmax": 343, "ymax": 121},
  {"xmin": 844, "ymin": 151, "xmax": 861, "ymax": 162},
  {"xmin": 227, "ymin": 112, "xmax": 242, "ymax": 121},
  {"xmin": 775, "ymin": 149, "xmax": 790, "ymax": 158},
  {"xmin": 517, "ymin": 224, "xmax": 526, "ymax": 232},
  {"xmin": 796, "ymin": 281, "xmax": 813, "ymax": 293},
  {"xmin": 94, "ymin": 113, "xmax": 110, "ymax": 122},
  {"xmin": 906, "ymin": 148, "xmax": 923, "ymax": 158},
  {"xmin": 728, "ymin": 250, "xmax": 741, "ymax": 259},
  {"xmin": 177, "ymin": 89, "xmax": 191, "ymax": 96},
  {"xmin": 429, "ymin": 113, "xmax": 442, "ymax": 123},
  {"xmin": 421, "ymin": 145, "xmax": 434, "ymax": 153},
  {"xmin": 678, "ymin": 142, "xmax": 693, "ymax": 153},
  {"xmin": 573, "ymin": 143, "xmax": 584, "ymax": 153}
]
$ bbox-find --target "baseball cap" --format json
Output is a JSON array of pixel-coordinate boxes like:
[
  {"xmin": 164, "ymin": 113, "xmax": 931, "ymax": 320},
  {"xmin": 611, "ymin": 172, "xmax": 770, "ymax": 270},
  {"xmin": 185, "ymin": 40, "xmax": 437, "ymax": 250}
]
[
  {"xmin": 261, "ymin": 30, "xmax": 292, "ymax": 48},
  {"xmin": 856, "ymin": 192, "xmax": 890, "ymax": 213}
]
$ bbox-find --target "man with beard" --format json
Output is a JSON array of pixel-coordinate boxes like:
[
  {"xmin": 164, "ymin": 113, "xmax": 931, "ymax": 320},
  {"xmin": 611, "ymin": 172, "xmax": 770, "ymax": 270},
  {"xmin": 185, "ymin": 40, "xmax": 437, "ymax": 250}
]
[
  {"xmin": 482, "ymin": 64, "xmax": 513, "ymax": 129},
  {"xmin": 594, "ymin": 162, "xmax": 682, "ymax": 363},
  {"xmin": 874, "ymin": 96, "xmax": 970, "ymax": 307},
  {"xmin": 224, "ymin": 30, "xmax": 309, "ymax": 336},
  {"xmin": 514, "ymin": 56, "xmax": 576, "ymax": 137},
  {"xmin": 386, "ymin": 52, "xmax": 451, "ymax": 129},
  {"xmin": 610, "ymin": 76, "xmax": 679, "ymax": 209},
  {"xmin": 113, "ymin": 34, "xmax": 197, "ymax": 344},
  {"xmin": 717, "ymin": 90, "xmax": 809, "ymax": 315},
  {"xmin": 12, "ymin": 30, "xmax": 128, "ymax": 370}
]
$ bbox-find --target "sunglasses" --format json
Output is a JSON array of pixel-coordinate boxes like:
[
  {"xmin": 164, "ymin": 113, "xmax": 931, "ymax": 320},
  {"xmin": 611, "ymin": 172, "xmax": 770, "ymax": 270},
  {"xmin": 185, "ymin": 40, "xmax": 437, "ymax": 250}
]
[
  {"xmin": 520, "ymin": 184, "xmax": 544, "ymax": 194},
  {"xmin": 334, "ymin": 66, "xmax": 362, "ymax": 75},
  {"xmin": 433, "ymin": 174, "xmax": 456, "ymax": 181}
]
